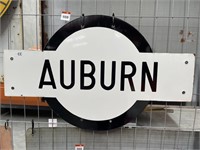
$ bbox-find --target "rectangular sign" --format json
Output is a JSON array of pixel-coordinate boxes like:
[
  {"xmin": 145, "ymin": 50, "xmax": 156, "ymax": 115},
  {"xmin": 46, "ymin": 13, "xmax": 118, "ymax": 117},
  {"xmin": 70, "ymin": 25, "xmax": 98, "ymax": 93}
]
[{"xmin": 4, "ymin": 50, "xmax": 195, "ymax": 102}]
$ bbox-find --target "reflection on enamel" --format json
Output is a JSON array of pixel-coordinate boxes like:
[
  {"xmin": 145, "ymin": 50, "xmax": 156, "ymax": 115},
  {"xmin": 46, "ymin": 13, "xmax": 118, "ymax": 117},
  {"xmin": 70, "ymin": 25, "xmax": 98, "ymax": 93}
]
[
  {"xmin": 67, "ymin": 35, "xmax": 85, "ymax": 43},
  {"xmin": 73, "ymin": 42, "xmax": 88, "ymax": 48}
]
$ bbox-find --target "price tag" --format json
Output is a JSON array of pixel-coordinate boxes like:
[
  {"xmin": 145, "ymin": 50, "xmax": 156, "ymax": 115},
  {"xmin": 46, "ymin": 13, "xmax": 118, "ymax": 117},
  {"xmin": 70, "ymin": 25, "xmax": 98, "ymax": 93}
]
[
  {"xmin": 75, "ymin": 144, "xmax": 84, "ymax": 150},
  {"xmin": 61, "ymin": 11, "xmax": 71, "ymax": 21}
]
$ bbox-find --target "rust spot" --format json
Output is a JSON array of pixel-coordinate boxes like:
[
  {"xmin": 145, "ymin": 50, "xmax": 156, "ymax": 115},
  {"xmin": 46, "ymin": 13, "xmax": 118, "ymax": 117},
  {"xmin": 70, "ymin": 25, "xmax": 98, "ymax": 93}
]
[
  {"xmin": 43, "ymin": 3, "xmax": 48, "ymax": 9},
  {"xmin": 29, "ymin": 45, "xmax": 42, "ymax": 51},
  {"xmin": 187, "ymin": 31, "xmax": 193, "ymax": 37},
  {"xmin": 179, "ymin": 30, "xmax": 184, "ymax": 35},
  {"xmin": 41, "ymin": 1, "xmax": 48, "ymax": 14},
  {"xmin": 180, "ymin": 37, "xmax": 186, "ymax": 43},
  {"xmin": 41, "ymin": 1, "xmax": 49, "ymax": 48}
]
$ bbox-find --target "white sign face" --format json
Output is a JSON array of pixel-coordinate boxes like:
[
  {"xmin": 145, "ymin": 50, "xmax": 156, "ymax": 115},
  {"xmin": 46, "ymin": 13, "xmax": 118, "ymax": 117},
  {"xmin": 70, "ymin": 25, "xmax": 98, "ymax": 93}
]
[{"xmin": 4, "ymin": 27, "xmax": 195, "ymax": 121}]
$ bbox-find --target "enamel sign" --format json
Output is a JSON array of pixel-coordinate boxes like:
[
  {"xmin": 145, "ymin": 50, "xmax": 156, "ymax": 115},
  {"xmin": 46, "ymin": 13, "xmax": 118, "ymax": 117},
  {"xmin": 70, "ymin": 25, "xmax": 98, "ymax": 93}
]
[{"xmin": 4, "ymin": 15, "xmax": 195, "ymax": 130}]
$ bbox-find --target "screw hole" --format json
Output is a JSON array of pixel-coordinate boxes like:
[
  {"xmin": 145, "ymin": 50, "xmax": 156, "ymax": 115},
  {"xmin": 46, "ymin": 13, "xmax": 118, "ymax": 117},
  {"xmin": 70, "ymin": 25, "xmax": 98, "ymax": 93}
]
[
  {"xmin": 185, "ymin": 61, "xmax": 188, "ymax": 64},
  {"xmin": 10, "ymin": 57, "xmax": 14, "ymax": 61},
  {"xmin": 182, "ymin": 91, "xmax": 186, "ymax": 94},
  {"xmin": 11, "ymin": 87, "xmax": 15, "ymax": 90}
]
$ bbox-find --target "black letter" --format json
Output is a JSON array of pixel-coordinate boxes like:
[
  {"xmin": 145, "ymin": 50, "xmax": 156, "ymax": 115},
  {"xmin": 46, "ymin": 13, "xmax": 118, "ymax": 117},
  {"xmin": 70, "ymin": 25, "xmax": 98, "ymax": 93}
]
[
  {"xmin": 141, "ymin": 62, "xmax": 158, "ymax": 92},
  {"xmin": 120, "ymin": 61, "xmax": 136, "ymax": 91},
  {"xmin": 39, "ymin": 59, "xmax": 56, "ymax": 89},
  {"xmin": 60, "ymin": 60, "xmax": 75, "ymax": 89},
  {"xmin": 100, "ymin": 61, "xmax": 116, "ymax": 90},
  {"xmin": 80, "ymin": 60, "xmax": 96, "ymax": 90}
]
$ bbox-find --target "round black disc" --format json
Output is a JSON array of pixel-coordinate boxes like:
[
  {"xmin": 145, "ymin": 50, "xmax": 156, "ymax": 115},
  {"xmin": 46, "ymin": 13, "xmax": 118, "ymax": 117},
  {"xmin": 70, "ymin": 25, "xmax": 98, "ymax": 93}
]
[{"xmin": 43, "ymin": 15, "xmax": 151, "ymax": 130}]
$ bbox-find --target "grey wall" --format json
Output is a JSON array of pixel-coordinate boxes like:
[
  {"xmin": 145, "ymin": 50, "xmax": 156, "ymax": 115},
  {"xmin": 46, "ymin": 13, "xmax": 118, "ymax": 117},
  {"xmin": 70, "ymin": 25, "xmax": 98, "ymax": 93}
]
[
  {"xmin": 0, "ymin": 0, "xmax": 200, "ymax": 149},
  {"xmin": 43, "ymin": 0, "xmax": 200, "ymax": 54}
]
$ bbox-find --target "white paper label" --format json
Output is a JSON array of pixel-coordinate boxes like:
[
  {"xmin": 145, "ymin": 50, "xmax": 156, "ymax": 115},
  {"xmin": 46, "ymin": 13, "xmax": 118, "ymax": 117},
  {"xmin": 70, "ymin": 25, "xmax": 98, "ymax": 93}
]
[{"xmin": 61, "ymin": 11, "xmax": 71, "ymax": 21}]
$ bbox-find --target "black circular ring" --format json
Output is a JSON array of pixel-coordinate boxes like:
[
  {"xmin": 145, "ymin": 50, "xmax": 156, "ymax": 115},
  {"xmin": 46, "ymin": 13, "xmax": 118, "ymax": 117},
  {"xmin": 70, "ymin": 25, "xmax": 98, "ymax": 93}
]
[{"xmin": 44, "ymin": 15, "xmax": 151, "ymax": 130}]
